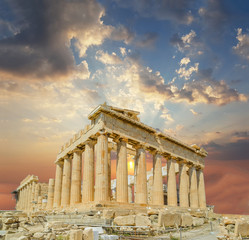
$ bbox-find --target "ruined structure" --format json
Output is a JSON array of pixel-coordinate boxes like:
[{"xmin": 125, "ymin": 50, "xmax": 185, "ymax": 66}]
[
  {"xmin": 15, "ymin": 175, "xmax": 48, "ymax": 212},
  {"xmin": 15, "ymin": 103, "xmax": 207, "ymax": 212}
]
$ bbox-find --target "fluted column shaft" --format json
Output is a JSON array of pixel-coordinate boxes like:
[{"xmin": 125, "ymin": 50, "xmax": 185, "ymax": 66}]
[
  {"xmin": 27, "ymin": 183, "xmax": 32, "ymax": 211},
  {"xmin": 53, "ymin": 162, "xmax": 63, "ymax": 207},
  {"xmin": 70, "ymin": 150, "xmax": 82, "ymax": 205},
  {"xmin": 152, "ymin": 153, "xmax": 164, "ymax": 205},
  {"xmin": 61, "ymin": 158, "xmax": 72, "ymax": 207},
  {"xmin": 135, "ymin": 148, "xmax": 147, "ymax": 204},
  {"xmin": 189, "ymin": 166, "xmax": 199, "ymax": 208},
  {"xmin": 95, "ymin": 133, "xmax": 109, "ymax": 202},
  {"xmin": 179, "ymin": 162, "xmax": 189, "ymax": 207},
  {"xmin": 82, "ymin": 141, "xmax": 94, "ymax": 202},
  {"xmin": 47, "ymin": 178, "xmax": 55, "ymax": 209},
  {"xmin": 108, "ymin": 148, "xmax": 112, "ymax": 200},
  {"xmin": 116, "ymin": 139, "xmax": 128, "ymax": 203},
  {"xmin": 197, "ymin": 168, "xmax": 206, "ymax": 209},
  {"xmin": 167, "ymin": 159, "xmax": 177, "ymax": 206},
  {"xmin": 24, "ymin": 186, "xmax": 29, "ymax": 210}
]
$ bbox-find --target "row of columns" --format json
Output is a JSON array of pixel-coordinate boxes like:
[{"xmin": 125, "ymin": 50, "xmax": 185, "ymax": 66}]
[
  {"xmin": 17, "ymin": 181, "xmax": 42, "ymax": 211},
  {"xmin": 52, "ymin": 133, "xmax": 206, "ymax": 209}
]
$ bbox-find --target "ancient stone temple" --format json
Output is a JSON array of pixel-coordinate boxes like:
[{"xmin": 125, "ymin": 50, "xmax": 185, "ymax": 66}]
[
  {"xmin": 15, "ymin": 175, "xmax": 48, "ymax": 212},
  {"xmin": 15, "ymin": 103, "xmax": 207, "ymax": 212}
]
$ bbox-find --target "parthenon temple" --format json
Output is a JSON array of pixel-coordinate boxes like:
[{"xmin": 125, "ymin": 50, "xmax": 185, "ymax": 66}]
[{"xmin": 15, "ymin": 103, "xmax": 208, "ymax": 212}]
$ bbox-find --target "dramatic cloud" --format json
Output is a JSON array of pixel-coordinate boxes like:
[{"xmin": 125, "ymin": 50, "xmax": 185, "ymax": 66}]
[
  {"xmin": 176, "ymin": 62, "xmax": 199, "ymax": 80},
  {"xmin": 113, "ymin": 0, "xmax": 195, "ymax": 25},
  {"xmin": 0, "ymin": 0, "xmax": 112, "ymax": 80},
  {"xmin": 96, "ymin": 50, "xmax": 123, "ymax": 65},
  {"xmin": 233, "ymin": 28, "xmax": 249, "ymax": 61},
  {"xmin": 203, "ymin": 132, "xmax": 249, "ymax": 162},
  {"xmin": 170, "ymin": 30, "xmax": 204, "ymax": 56}
]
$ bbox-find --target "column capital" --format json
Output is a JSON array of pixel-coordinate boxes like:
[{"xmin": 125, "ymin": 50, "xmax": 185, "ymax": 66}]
[
  {"xmin": 133, "ymin": 143, "xmax": 145, "ymax": 150},
  {"xmin": 113, "ymin": 136, "xmax": 128, "ymax": 143},
  {"xmin": 150, "ymin": 149, "xmax": 163, "ymax": 156},
  {"xmin": 177, "ymin": 158, "xmax": 188, "ymax": 165},
  {"xmin": 73, "ymin": 147, "xmax": 83, "ymax": 154},
  {"xmin": 96, "ymin": 129, "xmax": 109, "ymax": 137}
]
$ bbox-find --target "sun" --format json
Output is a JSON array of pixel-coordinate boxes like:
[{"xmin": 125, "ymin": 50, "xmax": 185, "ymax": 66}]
[{"xmin": 127, "ymin": 154, "xmax": 134, "ymax": 174}]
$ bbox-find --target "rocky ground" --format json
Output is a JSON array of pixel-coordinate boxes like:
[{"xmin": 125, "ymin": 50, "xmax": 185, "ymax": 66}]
[{"xmin": 0, "ymin": 209, "xmax": 249, "ymax": 240}]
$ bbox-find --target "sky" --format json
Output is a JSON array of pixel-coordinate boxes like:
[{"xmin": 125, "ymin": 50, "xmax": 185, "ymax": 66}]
[{"xmin": 0, "ymin": 0, "xmax": 249, "ymax": 214}]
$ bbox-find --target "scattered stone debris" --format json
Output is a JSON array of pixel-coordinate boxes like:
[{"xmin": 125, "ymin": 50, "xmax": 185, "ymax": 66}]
[{"xmin": 2, "ymin": 208, "xmax": 248, "ymax": 240}]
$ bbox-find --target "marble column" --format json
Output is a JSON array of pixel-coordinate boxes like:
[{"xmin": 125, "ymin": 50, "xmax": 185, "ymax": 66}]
[
  {"xmin": 95, "ymin": 133, "xmax": 109, "ymax": 202},
  {"xmin": 197, "ymin": 168, "xmax": 206, "ymax": 209},
  {"xmin": 23, "ymin": 185, "xmax": 28, "ymax": 211},
  {"xmin": 189, "ymin": 165, "xmax": 199, "ymax": 208},
  {"xmin": 53, "ymin": 162, "xmax": 63, "ymax": 208},
  {"xmin": 27, "ymin": 183, "xmax": 32, "ymax": 211},
  {"xmin": 116, "ymin": 139, "xmax": 128, "ymax": 203},
  {"xmin": 82, "ymin": 141, "xmax": 94, "ymax": 202},
  {"xmin": 47, "ymin": 178, "xmax": 55, "ymax": 209},
  {"xmin": 19, "ymin": 189, "xmax": 23, "ymax": 210},
  {"xmin": 70, "ymin": 150, "xmax": 82, "ymax": 205},
  {"xmin": 37, "ymin": 196, "xmax": 42, "ymax": 210},
  {"xmin": 152, "ymin": 153, "xmax": 164, "ymax": 205},
  {"xmin": 128, "ymin": 185, "xmax": 133, "ymax": 203},
  {"xmin": 179, "ymin": 162, "xmax": 189, "ymax": 207},
  {"xmin": 135, "ymin": 147, "xmax": 147, "ymax": 204},
  {"xmin": 167, "ymin": 158, "xmax": 177, "ymax": 206},
  {"xmin": 108, "ymin": 147, "xmax": 112, "ymax": 200},
  {"xmin": 30, "ymin": 182, "xmax": 36, "ymax": 211},
  {"xmin": 61, "ymin": 158, "xmax": 72, "ymax": 207}
]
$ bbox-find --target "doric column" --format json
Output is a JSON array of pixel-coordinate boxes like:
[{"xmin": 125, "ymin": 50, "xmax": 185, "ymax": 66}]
[
  {"xmin": 152, "ymin": 153, "xmax": 164, "ymax": 205},
  {"xmin": 82, "ymin": 141, "xmax": 94, "ymax": 202},
  {"xmin": 70, "ymin": 150, "xmax": 82, "ymax": 205},
  {"xmin": 61, "ymin": 158, "xmax": 72, "ymax": 207},
  {"xmin": 37, "ymin": 196, "xmax": 42, "ymax": 210},
  {"xmin": 23, "ymin": 186, "xmax": 28, "ymax": 210},
  {"xmin": 53, "ymin": 162, "xmax": 63, "ymax": 208},
  {"xmin": 189, "ymin": 165, "xmax": 199, "ymax": 208},
  {"xmin": 19, "ymin": 189, "xmax": 23, "ymax": 210},
  {"xmin": 95, "ymin": 133, "xmax": 109, "ymax": 202},
  {"xmin": 47, "ymin": 178, "xmax": 55, "ymax": 209},
  {"xmin": 108, "ymin": 147, "xmax": 112, "ymax": 200},
  {"xmin": 179, "ymin": 161, "xmax": 189, "ymax": 207},
  {"xmin": 116, "ymin": 138, "xmax": 128, "ymax": 203},
  {"xmin": 167, "ymin": 158, "xmax": 177, "ymax": 206},
  {"xmin": 27, "ymin": 183, "xmax": 32, "ymax": 211},
  {"xmin": 197, "ymin": 168, "xmax": 206, "ymax": 209},
  {"xmin": 30, "ymin": 181, "xmax": 36, "ymax": 211},
  {"xmin": 135, "ymin": 147, "xmax": 147, "ymax": 204},
  {"xmin": 128, "ymin": 185, "xmax": 133, "ymax": 203}
]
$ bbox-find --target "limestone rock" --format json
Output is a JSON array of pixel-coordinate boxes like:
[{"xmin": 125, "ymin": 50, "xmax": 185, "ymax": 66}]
[
  {"xmin": 223, "ymin": 218, "xmax": 236, "ymax": 225},
  {"xmin": 83, "ymin": 228, "xmax": 94, "ymax": 240},
  {"xmin": 135, "ymin": 215, "xmax": 151, "ymax": 226},
  {"xmin": 114, "ymin": 210, "xmax": 131, "ymax": 217},
  {"xmin": 158, "ymin": 212, "xmax": 181, "ymax": 227},
  {"xmin": 3, "ymin": 217, "xmax": 16, "ymax": 224},
  {"xmin": 33, "ymin": 232, "xmax": 45, "ymax": 239},
  {"xmin": 18, "ymin": 236, "xmax": 30, "ymax": 240},
  {"xmin": 102, "ymin": 210, "xmax": 114, "ymax": 220},
  {"xmin": 181, "ymin": 214, "xmax": 193, "ymax": 227},
  {"xmin": 149, "ymin": 215, "xmax": 158, "ymax": 222},
  {"xmin": 114, "ymin": 215, "xmax": 135, "ymax": 226},
  {"xmin": 234, "ymin": 220, "xmax": 249, "ymax": 237},
  {"xmin": 189, "ymin": 211, "xmax": 206, "ymax": 218},
  {"xmin": 69, "ymin": 229, "xmax": 83, "ymax": 240},
  {"xmin": 147, "ymin": 209, "xmax": 159, "ymax": 216},
  {"xmin": 192, "ymin": 217, "xmax": 205, "ymax": 226}
]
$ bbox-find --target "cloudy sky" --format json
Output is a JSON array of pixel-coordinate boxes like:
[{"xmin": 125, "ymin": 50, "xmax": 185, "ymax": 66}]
[{"xmin": 0, "ymin": 0, "xmax": 249, "ymax": 214}]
